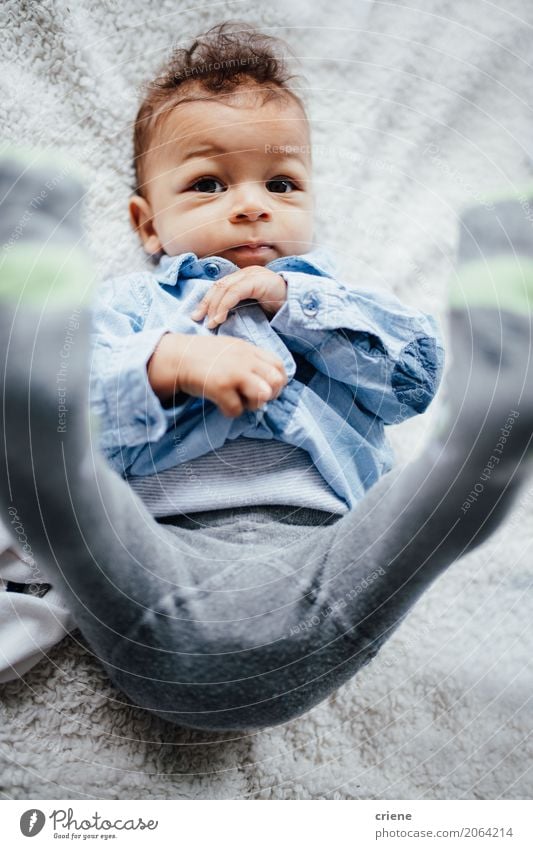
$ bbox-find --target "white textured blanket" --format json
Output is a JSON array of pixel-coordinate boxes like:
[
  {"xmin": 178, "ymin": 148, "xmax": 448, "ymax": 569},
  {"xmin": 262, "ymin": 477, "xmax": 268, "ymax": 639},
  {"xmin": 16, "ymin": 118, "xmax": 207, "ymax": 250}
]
[{"xmin": 1, "ymin": 0, "xmax": 532, "ymax": 800}]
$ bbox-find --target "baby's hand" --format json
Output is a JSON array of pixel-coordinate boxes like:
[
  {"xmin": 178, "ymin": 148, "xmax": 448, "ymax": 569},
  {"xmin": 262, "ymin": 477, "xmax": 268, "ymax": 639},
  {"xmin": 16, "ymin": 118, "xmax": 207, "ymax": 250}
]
[
  {"xmin": 147, "ymin": 332, "xmax": 288, "ymax": 418},
  {"xmin": 190, "ymin": 266, "xmax": 287, "ymax": 329}
]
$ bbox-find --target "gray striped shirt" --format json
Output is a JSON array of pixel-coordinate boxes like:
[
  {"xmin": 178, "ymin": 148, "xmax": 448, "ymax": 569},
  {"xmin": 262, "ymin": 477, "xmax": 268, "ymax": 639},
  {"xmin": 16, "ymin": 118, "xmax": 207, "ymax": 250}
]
[{"xmin": 127, "ymin": 436, "xmax": 348, "ymax": 518}]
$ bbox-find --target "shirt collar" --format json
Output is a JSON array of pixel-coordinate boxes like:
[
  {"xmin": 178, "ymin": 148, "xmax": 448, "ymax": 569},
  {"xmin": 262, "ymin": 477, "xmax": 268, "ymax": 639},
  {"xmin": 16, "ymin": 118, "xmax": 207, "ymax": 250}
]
[{"xmin": 155, "ymin": 246, "xmax": 338, "ymax": 289}]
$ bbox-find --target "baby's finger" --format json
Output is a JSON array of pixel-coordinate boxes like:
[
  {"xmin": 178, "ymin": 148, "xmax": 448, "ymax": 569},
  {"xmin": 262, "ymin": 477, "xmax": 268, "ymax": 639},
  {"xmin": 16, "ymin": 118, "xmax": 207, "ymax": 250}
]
[
  {"xmin": 192, "ymin": 274, "xmax": 235, "ymax": 322},
  {"xmin": 255, "ymin": 347, "xmax": 287, "ymax": 376},
  {"xmin": 217, "ymin": 388, "xmax": 246, "ymax": 418},
  {"xmin": 203, "ymin": 278, "xmax": 231, "ymax": 325},
  {"xmin": 238, "ymin": 373, "xmax": 274, "ymax": 410},
  {"xmin": 191, "ymin": 294, "xmax": 211, "ymax": 321},
  {"xmin": 252, "ymin": 362, "xmax": 286, "ymax": 398},
  {"xmin": 207, "ymin": 281, "xmax": 251, "ymax": 328}
]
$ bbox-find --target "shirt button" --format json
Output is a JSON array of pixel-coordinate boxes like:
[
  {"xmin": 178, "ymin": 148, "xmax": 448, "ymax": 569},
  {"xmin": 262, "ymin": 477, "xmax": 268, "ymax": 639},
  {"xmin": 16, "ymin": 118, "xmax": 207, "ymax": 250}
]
[
  {"xmin": 204, "ymin": 261, "xmax": 221, "ymax": 278},
  {"xmin": 301, "ymin": 290, "xmax": 320, "ymax": 317}
]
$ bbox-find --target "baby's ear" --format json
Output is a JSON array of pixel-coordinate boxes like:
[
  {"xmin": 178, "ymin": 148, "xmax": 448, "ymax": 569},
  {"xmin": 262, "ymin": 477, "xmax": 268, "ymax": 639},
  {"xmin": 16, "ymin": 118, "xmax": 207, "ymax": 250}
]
[{"xmin": 129, "ymin": 194, "xmax": 162, "ymax": 255}]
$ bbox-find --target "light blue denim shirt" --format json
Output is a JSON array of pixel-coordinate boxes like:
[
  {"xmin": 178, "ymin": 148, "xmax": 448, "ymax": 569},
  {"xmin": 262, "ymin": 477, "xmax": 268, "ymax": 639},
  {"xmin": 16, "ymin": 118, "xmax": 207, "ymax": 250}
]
[{"xmin": 90, "ymin": 247, "xmax": 444, "ymax": 510}]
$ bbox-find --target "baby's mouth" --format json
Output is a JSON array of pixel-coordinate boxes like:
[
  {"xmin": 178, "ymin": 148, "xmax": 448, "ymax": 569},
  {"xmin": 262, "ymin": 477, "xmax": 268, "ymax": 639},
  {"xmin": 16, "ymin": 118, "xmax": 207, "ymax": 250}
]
[{"xmin": 227, "ymin": 243, "xmax": 275, "ymax": 255}]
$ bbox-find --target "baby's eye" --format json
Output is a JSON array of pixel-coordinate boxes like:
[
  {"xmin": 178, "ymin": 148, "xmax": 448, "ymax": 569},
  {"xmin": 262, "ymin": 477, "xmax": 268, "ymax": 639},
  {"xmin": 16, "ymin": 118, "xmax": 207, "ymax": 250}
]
[
  {"xmin": 266, "ymin": 177, "xmax": 298, "ymax": 194},
  {"xmin": 190, "ymin": 177, "xmax": 226, "ymax": 193}
]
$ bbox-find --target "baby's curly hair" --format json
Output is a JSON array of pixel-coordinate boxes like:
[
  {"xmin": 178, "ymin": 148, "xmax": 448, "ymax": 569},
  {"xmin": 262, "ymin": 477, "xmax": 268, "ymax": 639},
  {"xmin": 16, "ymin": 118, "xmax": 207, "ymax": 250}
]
[{"xmin": 133, "ymin": 21, "xmax": 307, "ymax": 195}]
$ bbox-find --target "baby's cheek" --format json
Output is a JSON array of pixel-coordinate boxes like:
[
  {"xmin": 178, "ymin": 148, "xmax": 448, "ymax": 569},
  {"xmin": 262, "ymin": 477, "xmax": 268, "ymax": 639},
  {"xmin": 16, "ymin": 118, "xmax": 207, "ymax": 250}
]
[
  {"xmin": 155, "ymin": 215, "xmax": 184, "ymax": 256},
  {"xmin": 284, "ymin": 211, "xmax": 314, "ymax": 252},
  {"xmin": 173, "ymin": 218, "xmax": 219, "ymax": 259}
]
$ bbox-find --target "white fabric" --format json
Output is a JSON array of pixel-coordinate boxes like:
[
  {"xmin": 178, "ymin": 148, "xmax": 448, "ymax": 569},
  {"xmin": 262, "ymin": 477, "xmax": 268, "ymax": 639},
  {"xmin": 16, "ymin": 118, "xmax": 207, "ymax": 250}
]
[
  {"xmin": 0, "ymin": 584, "xmax": 75, "ymax": 685},
  {"xmin": 0, "ymin": 0, "xmax": 532, "ymax": 801},
  {"xmin": 0, "ymin": 545, "xmax": 76, "ymax": 684}
]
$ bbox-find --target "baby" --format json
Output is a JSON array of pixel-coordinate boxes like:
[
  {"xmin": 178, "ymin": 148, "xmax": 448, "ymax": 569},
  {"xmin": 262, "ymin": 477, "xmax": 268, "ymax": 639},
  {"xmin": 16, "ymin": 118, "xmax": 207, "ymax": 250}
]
[
  {"xmin": 4, "ymin": 22, "xmax": 531, "ymax": 731},
  {"xmin": 91, "ymin": 20, "xmax": 444, "ymax": 517}
]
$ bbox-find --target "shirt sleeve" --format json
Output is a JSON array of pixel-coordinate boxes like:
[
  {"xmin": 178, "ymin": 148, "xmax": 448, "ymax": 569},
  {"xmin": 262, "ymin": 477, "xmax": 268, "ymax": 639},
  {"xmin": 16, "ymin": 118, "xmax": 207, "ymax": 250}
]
[
  {"xmin": 270, "ymin": 270, "xmax": 445, "ymax": 424},
  {"xmin": 90, "ymin": 281, "xmax": 196, "ymax": 459}
]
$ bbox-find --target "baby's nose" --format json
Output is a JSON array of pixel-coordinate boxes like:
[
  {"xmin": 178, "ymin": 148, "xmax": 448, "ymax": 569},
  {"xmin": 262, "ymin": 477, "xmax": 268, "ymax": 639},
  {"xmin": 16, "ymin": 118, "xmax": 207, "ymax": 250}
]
[
  {"xmin": 232, "ymin": 207, "xmax": 270, "ymax": 222},
  {"xmin": 230, "ymin": 186, "xmax": 271, "ymax": 222}
]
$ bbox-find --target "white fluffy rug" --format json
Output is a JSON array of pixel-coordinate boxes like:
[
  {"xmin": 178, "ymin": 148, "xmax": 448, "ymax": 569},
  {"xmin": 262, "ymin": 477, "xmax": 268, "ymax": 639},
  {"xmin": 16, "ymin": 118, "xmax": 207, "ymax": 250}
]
[{"xmin": 1, "ymin": 0, "xmax": 532, "ymax": 799}]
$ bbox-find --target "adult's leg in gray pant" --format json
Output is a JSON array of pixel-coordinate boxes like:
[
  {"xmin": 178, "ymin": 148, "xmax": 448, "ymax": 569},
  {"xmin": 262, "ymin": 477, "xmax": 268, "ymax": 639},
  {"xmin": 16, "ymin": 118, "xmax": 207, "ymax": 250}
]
[{"xmin": 1, "ymin": 153, "xmax": 531, "ymax": 731}]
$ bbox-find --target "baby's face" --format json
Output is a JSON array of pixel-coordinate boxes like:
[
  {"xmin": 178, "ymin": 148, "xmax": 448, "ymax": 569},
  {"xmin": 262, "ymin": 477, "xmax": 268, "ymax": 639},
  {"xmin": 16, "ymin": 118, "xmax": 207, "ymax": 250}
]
[{"xmin": 130, "ymin": 89, "xmax": 314, "ymax": 267}]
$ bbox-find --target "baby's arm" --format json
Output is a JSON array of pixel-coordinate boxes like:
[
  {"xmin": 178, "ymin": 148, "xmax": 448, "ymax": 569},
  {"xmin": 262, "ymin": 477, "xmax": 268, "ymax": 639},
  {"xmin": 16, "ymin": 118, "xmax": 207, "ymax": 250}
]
[
  {"xmin": 269, "ymin": 271, "xmax": 445, "ymax": 424},
  {"xmin": 90, "ymin": 290, "xmax": 192, "ymax": 457},
  {"xmin": 90, "ymin": 282, "xmax": 287, "ymax": 472}
]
